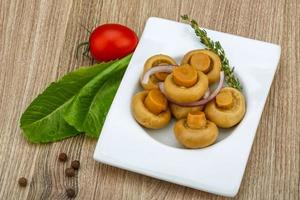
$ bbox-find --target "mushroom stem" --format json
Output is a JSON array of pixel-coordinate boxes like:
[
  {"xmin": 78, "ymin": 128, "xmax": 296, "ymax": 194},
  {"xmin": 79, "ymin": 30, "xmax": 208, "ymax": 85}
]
[
  {"xmin": 172, "ymin": 64, "xmax": 198, "ymax": 87},
  {"xmin": 216, "ymin": 91, "xmax": 233, "ymax": 109},
  {"xmin": 144, "ymin": 89, "xmax": 168, "ymax": 115},
  {"xmin": 187, "ymin": 111, "xmax": 207, "ymax": 129},
  {"xmin": 190, "ymin": 53, "xmax": 211, "ymax": 73}
]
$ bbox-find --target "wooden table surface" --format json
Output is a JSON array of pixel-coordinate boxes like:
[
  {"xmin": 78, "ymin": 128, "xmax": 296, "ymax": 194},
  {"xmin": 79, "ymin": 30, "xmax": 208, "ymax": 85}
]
[{"xmin": 0, "ymin": 0, "xmax": 299, "ymax": 199}]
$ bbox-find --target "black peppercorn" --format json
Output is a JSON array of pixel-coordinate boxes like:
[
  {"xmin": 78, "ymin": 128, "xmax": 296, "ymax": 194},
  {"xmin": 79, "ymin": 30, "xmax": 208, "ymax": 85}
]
[
  {"xmin": 58, "ymin": 153, "xmax": 68, "ymax": 162},
  {"xmin": 71, "ymin": 160, "xmax": 80, "ymax": 170},
  {"xmin": 18, "ymin": 177, "xmax": 27, "ymax": 187},
  {"xmin": 66, "ymin": 188, "xmax": 76, "ymax": 198}
]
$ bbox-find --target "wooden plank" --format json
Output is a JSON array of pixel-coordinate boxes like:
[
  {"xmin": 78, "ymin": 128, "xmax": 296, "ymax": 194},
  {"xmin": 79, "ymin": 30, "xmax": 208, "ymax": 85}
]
[{"xmin": 0, "ymin": 0, "xmax": 298, "ymax": 199}]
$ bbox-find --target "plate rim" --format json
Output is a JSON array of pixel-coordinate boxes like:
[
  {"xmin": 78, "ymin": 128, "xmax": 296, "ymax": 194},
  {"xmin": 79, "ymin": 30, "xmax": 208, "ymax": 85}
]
[{"xmin": 94, "ymin": 17, "xmax": 281, "ymax": 197}]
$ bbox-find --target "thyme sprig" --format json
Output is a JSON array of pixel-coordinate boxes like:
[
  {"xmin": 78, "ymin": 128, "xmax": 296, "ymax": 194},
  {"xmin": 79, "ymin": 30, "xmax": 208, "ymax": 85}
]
[{"xmin": 181, "ymin": 15, "xmax": 242, "ymax": 91}]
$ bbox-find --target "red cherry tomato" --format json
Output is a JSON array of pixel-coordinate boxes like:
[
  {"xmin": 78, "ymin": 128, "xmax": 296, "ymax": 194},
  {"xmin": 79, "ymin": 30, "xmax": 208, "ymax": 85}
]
[{"xmin": 89, "ymin": 24, "xmax": 138, "ymax": 62}]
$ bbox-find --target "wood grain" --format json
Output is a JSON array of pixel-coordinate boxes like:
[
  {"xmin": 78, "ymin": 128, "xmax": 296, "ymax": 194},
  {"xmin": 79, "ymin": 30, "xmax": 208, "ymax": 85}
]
[{"xmin": 0, "ymin": 0, "xmax": 299, "ymax": 199}]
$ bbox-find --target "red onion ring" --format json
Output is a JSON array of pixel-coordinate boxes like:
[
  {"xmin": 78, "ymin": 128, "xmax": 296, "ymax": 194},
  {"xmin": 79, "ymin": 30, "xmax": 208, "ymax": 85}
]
[
  {"xmin": 203, "ymin": 89, "xmax": 210, "ymax": 99},
  {"xmin": 158, "ymin": 82, "xmax": 167, "ymax": 96},
  {"xmin": 141, "ymin": 65, "xmax": 175, "ymax": 84},
  {"xmin": 159, "ymin": 71, "xmax": 224, "ymax": 107}
]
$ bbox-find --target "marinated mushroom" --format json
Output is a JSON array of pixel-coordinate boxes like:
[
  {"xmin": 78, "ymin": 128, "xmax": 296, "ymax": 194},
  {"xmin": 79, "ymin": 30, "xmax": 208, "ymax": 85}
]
[
  {"xmin": 170, "ymin": 103, "xmax": 203, "ymax": 119},
  {"xmin": 204, "ymin": 87, "xmax": 246, "ymax": 128},
  {"xmin": 174, "ymin": 111, "xmax": 218, "ymax": 148},
  {"xmin": 132, "ymin": 90, "xmax": 171, "ymax": 129},
  {"xmin": 164, "ymin": 64, "xmax": 209, "ymax": 103},
  {"xmin": 141, "ymin": 54, "xmax": 177, "ymax": 90},
  {"xmin": 181, "ymin": 49, "xmax": 221, "ymax": 84}
]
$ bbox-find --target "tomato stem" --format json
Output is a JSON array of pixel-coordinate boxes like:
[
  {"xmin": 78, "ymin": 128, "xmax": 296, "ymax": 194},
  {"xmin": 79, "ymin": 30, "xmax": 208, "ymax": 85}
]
[
  {"xmin": 76, "ymin": 41, "xmax": 89, "ymax": 59},
  {"xmin": 79, "ymin": 23, "xmax": 92, "ymax": 34}
]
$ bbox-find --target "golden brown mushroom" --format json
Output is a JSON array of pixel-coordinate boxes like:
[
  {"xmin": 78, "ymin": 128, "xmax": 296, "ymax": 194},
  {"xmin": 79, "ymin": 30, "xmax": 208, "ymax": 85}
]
[
  {"xmin": 174, "ymin": 111, "xmax": 219, "ymax": 148},
  {"xmin": 170, "ymin": 103, "xmax": 203, "ymax": 119},
  {"xmin": 204, "ymin": 87, "xmax": 246, "ymax": 128},
  {"xmin": 132, "ymin": 90, "xmax": 171, "ymax": 129},
  {"xmin": 181, "ymin": 49, "xmax": 221, "ymax": 84},
  {"xmin": 141, "ymin": 54, "xmax": 177, "ymax": 90},
  {"xmin": 164, "ymin": 64, "xmax": 209, "ymax": 103}
]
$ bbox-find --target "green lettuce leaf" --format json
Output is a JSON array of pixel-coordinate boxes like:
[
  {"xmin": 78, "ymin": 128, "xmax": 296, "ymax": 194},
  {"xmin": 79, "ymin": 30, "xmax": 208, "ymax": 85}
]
[
  {"xmin": 20, "ymin": 61, "xmax": 115, "ymax": 143},
  {"xmin": 63, "ymin": 54, "xmax": 131, "ymax": 137}
]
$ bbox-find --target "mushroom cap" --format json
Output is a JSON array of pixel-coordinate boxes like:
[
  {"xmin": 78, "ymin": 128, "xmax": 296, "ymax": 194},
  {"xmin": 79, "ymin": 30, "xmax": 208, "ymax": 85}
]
[
  {"xmin": 141, "ymin": 54, "xmax": 177, "ymax": 90},
  {"xmin": 204, "ymin": 87, "xmax": 246, "ymax": 128},
  {"xmin": 164, "ymin": 71, "xmax": 208, "ymax": 103},
  {"xmin": 132, "ymin": 91, "xmax": 171, "ymax": 129},
  {"xmin": 170, "ymin": 103, "xmax": 203, "ymax": 119},
  {"xmin": 181, "ymin": 49, "xmax": 221, "ymax": 84},
  {"xmin": 174, "ymin": 119, "xmax": 218, "ymax": 148}
]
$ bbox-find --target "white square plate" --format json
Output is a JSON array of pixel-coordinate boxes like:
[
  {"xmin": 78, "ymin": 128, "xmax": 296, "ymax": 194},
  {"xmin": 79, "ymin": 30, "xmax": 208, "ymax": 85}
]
[{"xmin": 94, "ymin": 17, "xmax": 280, "ymax": 197}]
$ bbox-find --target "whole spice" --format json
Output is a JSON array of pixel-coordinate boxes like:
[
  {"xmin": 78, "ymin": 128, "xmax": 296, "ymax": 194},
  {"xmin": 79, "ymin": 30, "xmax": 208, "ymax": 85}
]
[
  {"xmin": 18, "ymin": 177, "xmax": 27, "ymax": 187},
  {"xmin": 66, "ymin": 188, "xmax": 76, "ymax": 198},
  {"xmin": 58, "ymin": 153, "xmax": 68, "ymax": 162},
  {"xmin": 65, "ymin": 168, "xmax": 75, "ymax": 177},
  {"xmin": 181, "ymin": 15, "xmax": 242, "ymax": 91},
  {"xmin": 71, "ymin": 160, "xmax": 80, "ymax": 170}
]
